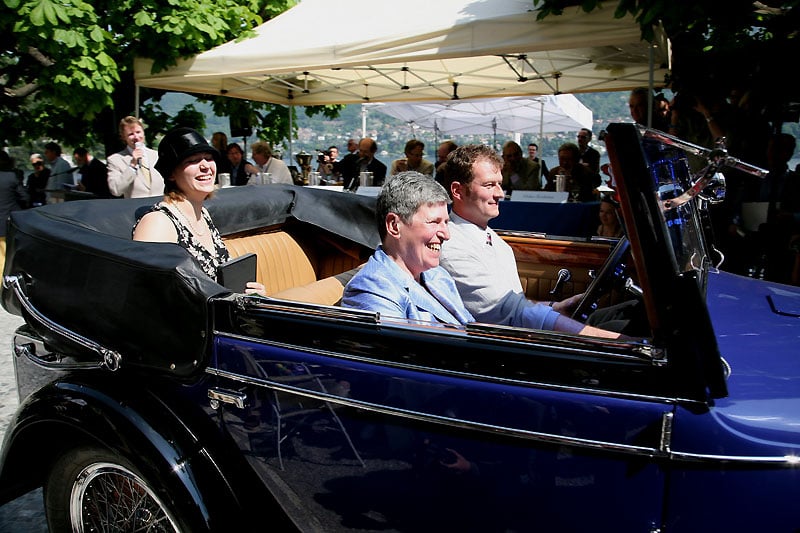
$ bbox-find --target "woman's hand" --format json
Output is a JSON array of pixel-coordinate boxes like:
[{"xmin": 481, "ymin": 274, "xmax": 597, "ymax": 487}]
[{"xmin": 244, "ymin": 281, "xmax": 267, "ymax": 296}]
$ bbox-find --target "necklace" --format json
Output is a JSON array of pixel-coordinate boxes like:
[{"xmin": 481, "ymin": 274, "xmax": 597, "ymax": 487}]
[{"xmin": 170, "ymin": 202, "xmax": 208, "ymax": 237}]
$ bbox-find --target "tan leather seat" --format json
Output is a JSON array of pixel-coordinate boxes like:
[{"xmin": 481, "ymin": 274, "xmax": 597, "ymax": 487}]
[
  {"xmin": 224, "ymin": 232, "xmax": 316, "ymax": 296},
  {"xmin": 271, "ymin": 266, "xmax": 362, "ymax": 306}
]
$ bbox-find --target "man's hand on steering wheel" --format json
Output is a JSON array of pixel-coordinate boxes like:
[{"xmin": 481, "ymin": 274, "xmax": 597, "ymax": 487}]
[
  {"xmin": 571, "ymin": 237, "xmax": 631, "ymax": 323},
  {"xmin": 551, "ymin": 293, "xmax": 584, "ymax": 315}
]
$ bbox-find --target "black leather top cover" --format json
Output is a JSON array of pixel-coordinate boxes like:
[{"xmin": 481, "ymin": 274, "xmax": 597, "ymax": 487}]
[{"xmin": 1, "ymin": 184, "xmax": 378, "ymax": 377}]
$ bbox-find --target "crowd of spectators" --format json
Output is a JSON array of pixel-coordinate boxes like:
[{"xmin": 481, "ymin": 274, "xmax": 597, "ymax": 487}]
[{"xmin": 5, "ymin": 91, "xmax": 795, "ymax": 286}]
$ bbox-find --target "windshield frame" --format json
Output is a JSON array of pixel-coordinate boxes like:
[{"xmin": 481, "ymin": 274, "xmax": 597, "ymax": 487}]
[{"xmin": 603, "ymin": 123, "xmax": 729, "ymax": 400}]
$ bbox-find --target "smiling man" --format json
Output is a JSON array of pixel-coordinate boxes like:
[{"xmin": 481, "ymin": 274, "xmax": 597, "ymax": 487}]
[
  {"xmin": 341, "ymin": 171, "xmax": 473, "ymax": 324},
  {"xmin": 107, "ymin": 116, "xmax": 164, "ymax": 199},
  {"xmin": 439, "ymin": 144, "xmax": 621, "ymax": 338}
]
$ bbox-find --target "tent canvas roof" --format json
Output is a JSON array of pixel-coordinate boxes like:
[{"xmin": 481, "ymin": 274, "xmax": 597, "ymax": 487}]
[
  {"xmin": 134, "ymin": 0, "xmax": 670, "ymax": 106},
  {"xmin": 365, "ymin": 94, "xmax": 593, "ymax": 135}
]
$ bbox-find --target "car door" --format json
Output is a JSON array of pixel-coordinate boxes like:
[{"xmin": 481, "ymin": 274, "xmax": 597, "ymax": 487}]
[{"xmin": 209, "ymin": 299, "xmax": 673, "ymax": 532}]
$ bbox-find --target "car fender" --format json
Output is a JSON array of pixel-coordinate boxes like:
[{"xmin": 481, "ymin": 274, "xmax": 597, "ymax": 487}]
[{"xmin": 0, "ymin": 375, "xmax": 289, "ymax": 532}]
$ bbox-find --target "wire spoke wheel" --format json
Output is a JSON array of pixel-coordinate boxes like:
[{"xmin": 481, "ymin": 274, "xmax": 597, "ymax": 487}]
[
  {"xmin": 46, "ymin": 447, "xmax": 183, "ymax": 533},
  {"xmin": 69, "ymin": 462, "xmax": 178, "ymax": 532}
]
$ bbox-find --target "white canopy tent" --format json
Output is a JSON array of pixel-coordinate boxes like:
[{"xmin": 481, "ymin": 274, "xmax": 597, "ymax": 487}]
[
  {"xmin": 134, "ymin": 0, "xmax": 669, "ymax": 158},
  {"xmin": 364, "ymin": 94, "xmax": 592, "ymax": 137},
  {"xmin": 134, "ymin": 0, "xmax": 670, "ymax": 105}
]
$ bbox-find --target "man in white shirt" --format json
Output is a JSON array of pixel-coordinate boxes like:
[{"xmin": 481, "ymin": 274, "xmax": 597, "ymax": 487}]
[
  {"xmin": 106, "ymin": 116, "xmax": 164, "ymax": 198},
  {"xmin": 438, "ymin": 144, "xmax": 622, "ymax": 338},
  {"xmin": 250, "ymin": 141, "xmax": 293, "ymax": 184}
]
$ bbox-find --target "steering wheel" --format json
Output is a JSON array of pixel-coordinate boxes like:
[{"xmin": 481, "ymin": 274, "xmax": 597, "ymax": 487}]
[{"xmin": 571, "ymin": 236, "xmax": 631, "ymax": 322}]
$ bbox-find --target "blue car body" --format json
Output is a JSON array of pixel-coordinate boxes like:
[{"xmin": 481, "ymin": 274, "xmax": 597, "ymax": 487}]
[{"xmin": 0, "ymin": 123, "xmax": 797, "ymax": 531}]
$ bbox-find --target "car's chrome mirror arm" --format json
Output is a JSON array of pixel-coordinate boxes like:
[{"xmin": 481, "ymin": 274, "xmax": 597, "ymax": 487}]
[
  {"xmin": 3, "ymin": 274, "xmax": 122, "ymax": 372},
  {"xmin": 640, "ymin": 127, "xmax": 768, "ymax": 212}
]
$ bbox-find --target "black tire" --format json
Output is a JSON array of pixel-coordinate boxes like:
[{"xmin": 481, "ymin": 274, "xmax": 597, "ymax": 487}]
[{"xmin": 44, "ymin": 446, "xmax": 185, "ymax": 533}]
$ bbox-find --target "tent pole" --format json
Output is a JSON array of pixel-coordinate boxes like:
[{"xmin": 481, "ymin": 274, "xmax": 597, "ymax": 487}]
[
  {"xmin": 134, "ymin": 85, "xmax": 140, "ymax": 119},
  {"xmin": 288, "ymin": 105, "xmax": 293, "ymax": 163},
  {"xmin": 647, "ymin": 44, "xmax": 654, "ymax": 128},
  {"xmin": 361, "ymin": 104, "xmax": 367, "ymax": 137},
  {"xmin": 538, "ymin": 99, "xmax": 544, "ymax": 183}
]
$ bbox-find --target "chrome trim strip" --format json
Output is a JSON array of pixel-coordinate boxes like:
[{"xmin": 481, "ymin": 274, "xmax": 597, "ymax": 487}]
[
  {"xmin": 494, "ymin": 229, "xmax": 548, "ymax": 239},
  {"xmin": 208, "ymin": 367, "xmax": 800, "ymax": 467},
  {"xmin": 659, "ymin": 411, "xmax": 673, "ymax": 453},
  {"xmin": 667, "ymin": 451, "xmax": 800, "ymax": 467},
  {"xmin": 207, "ymin": 367, "xmax": 666, "ymax": 458},
  {"xmin": 239, "ymin": 296, "xmax": 379, "ymax": 324}
]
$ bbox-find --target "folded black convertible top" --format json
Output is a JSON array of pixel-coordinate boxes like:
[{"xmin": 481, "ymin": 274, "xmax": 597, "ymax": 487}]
[{"xmin": 1, "ymin": 185, "xmax": 378, "ymax": 377}]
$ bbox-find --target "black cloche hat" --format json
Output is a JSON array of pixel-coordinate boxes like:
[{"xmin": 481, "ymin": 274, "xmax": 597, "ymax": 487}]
[{"xmin": 155, "ymin": 127, "xmax": 220, "ymax": 180}]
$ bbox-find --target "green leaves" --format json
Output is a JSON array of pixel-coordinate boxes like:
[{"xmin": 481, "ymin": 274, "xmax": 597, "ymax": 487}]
[
  {"xmin": 0, "ymin": 0, "xmax": 308, "ymax": 149},
  {"xmin": 29, "ymin": 0, "xmax": 70, "ymax": 26},
  {"xmin": 133, "ymin": 10, "xmax": 154, "ymax": 27}
]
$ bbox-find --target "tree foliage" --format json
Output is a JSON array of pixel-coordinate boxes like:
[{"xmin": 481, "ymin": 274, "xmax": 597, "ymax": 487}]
[
  {"xmin": 0, "ymin": 0, "xmax": 295, "ymax": 152},
  {"xmin": 534, "ymin": 0, "xmax": 800, "ymax": 125}
]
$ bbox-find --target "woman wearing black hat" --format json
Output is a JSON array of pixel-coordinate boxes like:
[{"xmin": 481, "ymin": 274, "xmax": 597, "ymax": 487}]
[{"xmin": 133, "ymin": 127, "xmax": 265, "ymax": 294}]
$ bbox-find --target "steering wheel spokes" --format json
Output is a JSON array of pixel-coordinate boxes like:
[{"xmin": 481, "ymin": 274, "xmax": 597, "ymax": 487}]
[{"xmin": 571, "ymin": 237, "xmax": 631, "ymax": 322}]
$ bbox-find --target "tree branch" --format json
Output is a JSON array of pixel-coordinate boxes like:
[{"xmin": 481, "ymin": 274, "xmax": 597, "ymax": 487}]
[
  {"xmin": 4, "ymin": 82, "xmax": 39, "ymax": 98},
  {"xmin": 27, "ymin": 46, "xmax": 55, "ymax": 68}
]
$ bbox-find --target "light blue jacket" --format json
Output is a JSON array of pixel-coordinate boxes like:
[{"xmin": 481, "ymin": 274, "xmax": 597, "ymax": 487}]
[{"xmin": 342, "ymin": 247, "xmax": 475, "ymax": 325}]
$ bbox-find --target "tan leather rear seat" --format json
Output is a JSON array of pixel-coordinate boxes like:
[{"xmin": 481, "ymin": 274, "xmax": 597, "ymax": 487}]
[
  {"xmin": 270, "ymin": 267, "xmax": 362, "ymax": 306},
  {"xmin": 223, "ymin": 230, "xmax": 363, "ymax": 305},
  {"xmin": 224, "ymin": 231, "xmax": 316, "ymax": 295}
]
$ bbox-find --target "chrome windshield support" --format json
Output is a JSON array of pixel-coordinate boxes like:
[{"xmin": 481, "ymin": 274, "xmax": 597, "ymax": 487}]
[
  {"xmin": 3, "ymin": 274, "xmax": 122, "ymax": 371},
  {"xmin": 641, "ymin": 127, "xmax": 768, "ymax": 211}
]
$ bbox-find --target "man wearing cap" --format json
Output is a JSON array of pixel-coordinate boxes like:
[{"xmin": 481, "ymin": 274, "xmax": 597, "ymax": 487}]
[
  {"xmin": 107, "ymin": 116, "xmax": 164, "ymax": 198},
  {"xmin": 27, "ymin": 154, "xmax": 50, "ymax": 207}
]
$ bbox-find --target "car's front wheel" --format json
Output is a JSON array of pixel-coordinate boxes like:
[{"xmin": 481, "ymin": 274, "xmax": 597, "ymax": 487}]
[{"xmin": 44, "ymin": 446, "xmax": 183, "ymax": 533}]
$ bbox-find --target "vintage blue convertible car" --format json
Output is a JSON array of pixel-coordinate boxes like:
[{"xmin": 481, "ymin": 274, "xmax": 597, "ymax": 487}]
[{"xmin": 1, "ymin": 123, "xmax": 798, "ymax": 531}]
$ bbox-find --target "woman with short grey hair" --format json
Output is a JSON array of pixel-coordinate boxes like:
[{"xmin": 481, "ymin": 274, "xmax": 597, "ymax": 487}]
[{"xmin": 342, "ymin": 171, "xmax": 473, "ymax": 324}]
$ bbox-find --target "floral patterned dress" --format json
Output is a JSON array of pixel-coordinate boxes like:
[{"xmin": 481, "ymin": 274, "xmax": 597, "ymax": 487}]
[{"xmin": 133, "ymin": 202, "xmax": 230, "ymax": 280}]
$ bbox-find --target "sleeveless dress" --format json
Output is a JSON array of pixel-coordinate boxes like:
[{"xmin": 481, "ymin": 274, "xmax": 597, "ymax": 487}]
[{"xmin": 134, "ymin": 202, "xmax": 230, "ymax": 280}]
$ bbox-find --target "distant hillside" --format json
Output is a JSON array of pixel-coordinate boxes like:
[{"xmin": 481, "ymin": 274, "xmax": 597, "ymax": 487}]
[
  {"xmin": 160, "ymin": 91, "xmax": 798, "ymax": 168},
  {"xmin": 162, "ymin": 91, "xmax": 633, "ymax": 165}
]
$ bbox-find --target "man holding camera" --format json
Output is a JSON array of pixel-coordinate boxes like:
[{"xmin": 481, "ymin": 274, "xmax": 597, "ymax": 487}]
[{"xmin": 317, "ymin": 145, "xmax": 340, "ymax": 180}]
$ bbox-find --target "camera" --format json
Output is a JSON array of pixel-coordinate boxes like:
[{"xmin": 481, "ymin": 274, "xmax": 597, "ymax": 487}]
[{"xmin": 317, "ymin": 149, "xmax": 332, "ymax": 164}]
